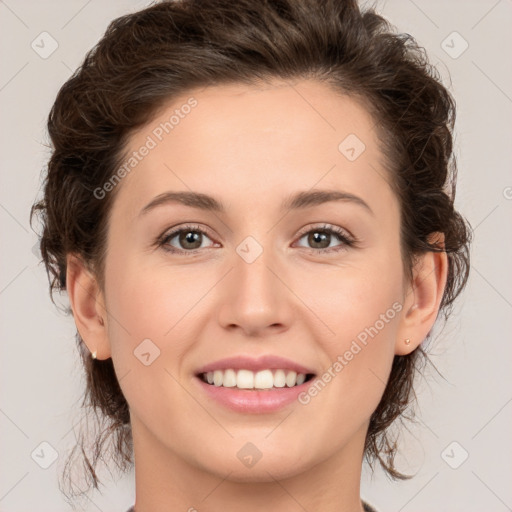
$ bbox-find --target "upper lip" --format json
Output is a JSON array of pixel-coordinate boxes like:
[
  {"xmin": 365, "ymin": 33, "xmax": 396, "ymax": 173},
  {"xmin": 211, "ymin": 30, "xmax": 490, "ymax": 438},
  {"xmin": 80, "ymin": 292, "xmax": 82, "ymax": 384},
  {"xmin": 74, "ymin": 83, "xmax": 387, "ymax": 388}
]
[{"xmin": 195, "ymin": 355, "xmax": 316, "ymax": 376}]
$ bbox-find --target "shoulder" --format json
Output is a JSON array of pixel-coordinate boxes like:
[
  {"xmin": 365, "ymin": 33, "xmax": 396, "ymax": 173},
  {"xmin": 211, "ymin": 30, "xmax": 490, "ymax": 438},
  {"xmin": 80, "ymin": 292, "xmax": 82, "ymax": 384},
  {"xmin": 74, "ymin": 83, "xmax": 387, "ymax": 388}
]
[
  {"xmin": 127, "ymin": 504, "xmax": 376, "ymax": 511},
  {"xmin": 363, "ymin": 500, "xmax": 379, "ymax": 512}
]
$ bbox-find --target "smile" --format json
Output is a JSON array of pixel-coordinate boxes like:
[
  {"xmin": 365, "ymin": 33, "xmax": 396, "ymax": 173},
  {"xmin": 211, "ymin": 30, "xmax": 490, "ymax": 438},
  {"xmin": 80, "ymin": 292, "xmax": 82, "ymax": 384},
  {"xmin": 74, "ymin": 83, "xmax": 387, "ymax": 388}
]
[{"xmin": 199, "ymin": 368, "xmax": 315, "ymax": 390}]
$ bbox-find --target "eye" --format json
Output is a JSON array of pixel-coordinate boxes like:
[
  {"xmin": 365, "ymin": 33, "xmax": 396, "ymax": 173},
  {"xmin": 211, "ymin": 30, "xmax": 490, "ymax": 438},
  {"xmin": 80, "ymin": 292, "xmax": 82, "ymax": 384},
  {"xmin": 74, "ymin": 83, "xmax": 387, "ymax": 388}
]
[
  {"xmin": 158, "ymin": 224, "xmax": 217, "ymax": 254},
  {"xmin": 294, "ymin": 224, "xmax": 355, "ymax": 254},
  {"xmin": 156, "ymin": 222, "xmax": 356, "ymax": 256}
]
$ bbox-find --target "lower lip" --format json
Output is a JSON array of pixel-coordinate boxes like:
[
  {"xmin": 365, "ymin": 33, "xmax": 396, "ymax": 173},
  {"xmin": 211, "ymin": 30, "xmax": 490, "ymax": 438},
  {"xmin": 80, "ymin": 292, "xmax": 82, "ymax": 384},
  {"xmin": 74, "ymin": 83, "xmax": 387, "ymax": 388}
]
[{"xmin": 194, "ymin": 376, "xmax": 315, "ymax": 413}]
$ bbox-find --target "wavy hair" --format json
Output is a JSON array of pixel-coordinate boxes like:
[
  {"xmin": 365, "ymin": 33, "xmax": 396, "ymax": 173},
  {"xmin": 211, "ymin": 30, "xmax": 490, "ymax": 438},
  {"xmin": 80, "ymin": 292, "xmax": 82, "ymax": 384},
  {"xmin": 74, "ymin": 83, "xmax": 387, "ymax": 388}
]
[{"xmin": 30, "ymin": 0, "xmax": 472, "ymax": 500}]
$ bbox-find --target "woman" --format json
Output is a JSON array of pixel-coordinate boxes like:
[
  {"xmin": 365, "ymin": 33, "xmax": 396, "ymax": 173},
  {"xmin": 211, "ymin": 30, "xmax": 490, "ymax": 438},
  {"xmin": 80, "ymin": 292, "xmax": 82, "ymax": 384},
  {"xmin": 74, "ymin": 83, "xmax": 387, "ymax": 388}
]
[{"xmin": 31, "ymin": 0, "xmax": 471, "ymax": 510}]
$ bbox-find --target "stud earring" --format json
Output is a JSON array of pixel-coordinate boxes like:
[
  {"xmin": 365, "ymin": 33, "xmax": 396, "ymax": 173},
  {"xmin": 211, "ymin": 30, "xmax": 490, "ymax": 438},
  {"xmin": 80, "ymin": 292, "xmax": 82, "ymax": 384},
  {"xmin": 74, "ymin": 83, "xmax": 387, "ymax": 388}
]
[
  {"xmin": 404, "ymin": 338, "xmax": 411, "ymax": 345},
  {"xmin": 91, "ymin": 350, "xmax": 97, "ymax": 359}
]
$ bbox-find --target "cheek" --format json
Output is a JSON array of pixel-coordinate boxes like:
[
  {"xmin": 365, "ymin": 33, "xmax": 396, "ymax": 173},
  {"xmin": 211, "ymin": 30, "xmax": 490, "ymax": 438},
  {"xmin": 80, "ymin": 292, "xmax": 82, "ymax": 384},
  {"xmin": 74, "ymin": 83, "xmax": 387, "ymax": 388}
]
[
  {"xmin": 305, "ymin": 255, "xmax": 403, "ymax": 349},
  {"xmin": 104, "ymin": 257, "xmax": 214, "ymax": 360},
  {"xmin": 103, "ymin": 262, "xmax": 208, "ymax": 425},
  {"xmin": 300, "ymin": 252, "xmax": 403, "ymax": 411}
]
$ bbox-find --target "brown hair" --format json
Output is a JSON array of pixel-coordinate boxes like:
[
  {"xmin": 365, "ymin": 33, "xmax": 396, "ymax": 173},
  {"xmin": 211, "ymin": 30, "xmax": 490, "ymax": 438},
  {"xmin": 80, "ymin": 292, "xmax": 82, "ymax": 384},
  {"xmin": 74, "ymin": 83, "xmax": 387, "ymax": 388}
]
[{"xmin": 31, "ymin": 0, "xmax": 471, "ymax": 499}]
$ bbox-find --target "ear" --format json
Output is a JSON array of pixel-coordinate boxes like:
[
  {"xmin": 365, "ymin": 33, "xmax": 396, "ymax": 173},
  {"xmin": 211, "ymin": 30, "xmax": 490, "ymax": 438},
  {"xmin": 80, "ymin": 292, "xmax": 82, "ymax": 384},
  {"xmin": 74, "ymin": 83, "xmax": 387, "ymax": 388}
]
[
  {"xmin": 66, "ymin": 253, "xmax": 111, "ymax": 360},
  {"xmin": 395, "ymin": 232, "xmax": 448, "ymax": 356}
]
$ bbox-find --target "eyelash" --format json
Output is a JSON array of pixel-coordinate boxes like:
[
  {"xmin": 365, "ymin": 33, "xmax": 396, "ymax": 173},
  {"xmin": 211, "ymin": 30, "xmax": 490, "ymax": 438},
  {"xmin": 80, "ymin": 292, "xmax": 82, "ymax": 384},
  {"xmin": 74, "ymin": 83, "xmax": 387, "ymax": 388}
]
[{"xmin": 156, "ymin": 223, "xmax": 356, "ymax": 256}]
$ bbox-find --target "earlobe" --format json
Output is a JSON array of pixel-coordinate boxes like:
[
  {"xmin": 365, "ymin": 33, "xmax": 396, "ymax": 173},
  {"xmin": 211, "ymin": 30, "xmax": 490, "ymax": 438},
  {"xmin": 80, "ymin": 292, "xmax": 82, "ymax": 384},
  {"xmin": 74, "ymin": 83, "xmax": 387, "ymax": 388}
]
[
  {"xmin": 395, "ymin": 232, "xmax": 449, "ymax": 356},
  {"xmin": 66, "ymin": 253, "xmax": 111, "ymax": 360}
]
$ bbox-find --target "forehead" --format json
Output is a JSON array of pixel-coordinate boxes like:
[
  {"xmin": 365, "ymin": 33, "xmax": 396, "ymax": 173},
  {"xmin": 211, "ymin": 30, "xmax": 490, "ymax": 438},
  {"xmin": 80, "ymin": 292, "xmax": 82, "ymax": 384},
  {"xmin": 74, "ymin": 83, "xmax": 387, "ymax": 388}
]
[{"xmin": 112, "ymin": 79, "xmax": 394, "ymax": 217}]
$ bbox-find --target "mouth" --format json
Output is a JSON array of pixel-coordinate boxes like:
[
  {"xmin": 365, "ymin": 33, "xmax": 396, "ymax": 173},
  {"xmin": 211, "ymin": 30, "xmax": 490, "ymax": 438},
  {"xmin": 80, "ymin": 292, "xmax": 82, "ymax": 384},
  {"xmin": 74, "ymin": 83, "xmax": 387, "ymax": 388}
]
[
  {"xmin": 193, "ymin": 355, "xmax": 318, "ymax": 412},
  {"xmin": 196, "ymin": 369, "xmax": 316, "ymax": 390}
]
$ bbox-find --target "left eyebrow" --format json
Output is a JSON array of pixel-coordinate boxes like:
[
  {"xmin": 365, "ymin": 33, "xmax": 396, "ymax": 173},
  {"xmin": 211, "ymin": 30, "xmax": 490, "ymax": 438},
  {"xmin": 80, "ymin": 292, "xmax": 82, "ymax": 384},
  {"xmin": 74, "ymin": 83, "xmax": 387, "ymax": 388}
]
[
  {"xmin": 281, "ymin": 189, "xmax": 374, "ymax": 216},
  {"xmin": 139, "ymin": 188, "xmax": 374, "ymax": 217}
]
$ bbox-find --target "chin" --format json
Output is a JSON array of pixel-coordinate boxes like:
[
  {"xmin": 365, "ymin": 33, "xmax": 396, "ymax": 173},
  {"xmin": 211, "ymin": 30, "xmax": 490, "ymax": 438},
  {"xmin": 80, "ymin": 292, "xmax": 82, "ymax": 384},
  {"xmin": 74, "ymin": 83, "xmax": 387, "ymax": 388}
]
[{"xmin": 193, "ymin": 445, "xmax": 316, "ymax": 483}]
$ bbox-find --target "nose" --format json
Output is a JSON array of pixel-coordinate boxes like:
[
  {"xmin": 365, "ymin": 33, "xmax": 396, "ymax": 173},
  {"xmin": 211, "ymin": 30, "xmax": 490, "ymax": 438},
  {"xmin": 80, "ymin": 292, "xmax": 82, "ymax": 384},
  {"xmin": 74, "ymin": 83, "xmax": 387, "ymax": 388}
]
[{"xmin": 216, "ymin": 238, "xmax": 294, "ymax": 337}]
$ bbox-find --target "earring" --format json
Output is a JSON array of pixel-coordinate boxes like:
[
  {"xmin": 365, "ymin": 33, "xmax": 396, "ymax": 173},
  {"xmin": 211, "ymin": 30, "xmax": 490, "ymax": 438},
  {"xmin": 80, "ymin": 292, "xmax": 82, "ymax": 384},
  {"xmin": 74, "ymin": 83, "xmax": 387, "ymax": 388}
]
[
  {"xmin": 91, "ymin": 350, "xmax": 97, "ymax": 359},
  {"xmin": 404, "ymin": 338, "xmax": 411, "ymax": 345}
]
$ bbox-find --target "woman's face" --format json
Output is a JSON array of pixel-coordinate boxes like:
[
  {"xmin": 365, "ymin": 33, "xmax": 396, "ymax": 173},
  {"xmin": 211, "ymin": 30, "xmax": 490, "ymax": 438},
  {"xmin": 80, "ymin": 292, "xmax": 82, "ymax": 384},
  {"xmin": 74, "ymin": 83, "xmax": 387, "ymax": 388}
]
[{"xmin": 99, "ymin": 80, "xmax": 409, "ymax": 481}]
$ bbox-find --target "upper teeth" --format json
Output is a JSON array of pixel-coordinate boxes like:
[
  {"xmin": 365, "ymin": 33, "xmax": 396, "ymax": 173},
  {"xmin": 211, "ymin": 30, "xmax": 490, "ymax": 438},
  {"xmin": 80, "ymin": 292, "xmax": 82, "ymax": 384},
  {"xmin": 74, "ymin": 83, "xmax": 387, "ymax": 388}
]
[{"xmin": 202, "ymin": 369, "xmax": 308, "ymax": 389}]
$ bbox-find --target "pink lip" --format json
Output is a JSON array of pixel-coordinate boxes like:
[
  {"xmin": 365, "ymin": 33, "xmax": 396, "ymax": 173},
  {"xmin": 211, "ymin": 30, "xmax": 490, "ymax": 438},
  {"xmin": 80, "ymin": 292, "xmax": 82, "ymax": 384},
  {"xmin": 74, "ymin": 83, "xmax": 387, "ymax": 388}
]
[
  {"xmin": 195, "ymin": 354, "xmax": 316, "ymax": 375},
  {"xmin": 193, "ymin": 355, "xmax": 317, "ymax": 414},
  {"xmin": 194, "ymin": 375, "xmax": 315, "ymax": 413}
]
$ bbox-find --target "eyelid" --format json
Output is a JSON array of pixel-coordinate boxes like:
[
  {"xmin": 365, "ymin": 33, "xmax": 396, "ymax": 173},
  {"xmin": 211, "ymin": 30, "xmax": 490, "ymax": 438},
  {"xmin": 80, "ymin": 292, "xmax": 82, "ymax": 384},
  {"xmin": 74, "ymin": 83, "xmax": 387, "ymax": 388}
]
[
  {"xmin": 157, "ymin": 223, "xmax": 218, "ymax": 251},
  {"xmin": 157, "ymin": 222, "xmax": 357, "ymax": 254},
  {"xmin": 295, "ymin": 222, "xmax": 354, "ymax": 241},
  {"xmin": 292, "ymin": 223, "xmax": 356, "ymax": 254}
]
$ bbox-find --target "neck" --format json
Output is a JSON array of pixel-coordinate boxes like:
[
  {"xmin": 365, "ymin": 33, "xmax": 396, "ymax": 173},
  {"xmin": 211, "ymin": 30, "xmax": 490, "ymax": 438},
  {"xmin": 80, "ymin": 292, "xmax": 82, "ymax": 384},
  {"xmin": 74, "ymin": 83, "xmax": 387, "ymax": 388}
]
[{"xmin": 131, "ymin": 417, "xmax": 368, "ymax": 512}]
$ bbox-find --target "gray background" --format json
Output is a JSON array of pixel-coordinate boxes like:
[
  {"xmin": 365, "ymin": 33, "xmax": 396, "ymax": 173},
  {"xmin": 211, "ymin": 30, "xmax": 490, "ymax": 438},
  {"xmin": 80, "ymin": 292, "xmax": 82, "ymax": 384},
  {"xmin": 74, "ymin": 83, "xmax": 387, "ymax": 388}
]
[{"xmin": 0, "ymin": 0, "xmax": 511, "ymax": 511}]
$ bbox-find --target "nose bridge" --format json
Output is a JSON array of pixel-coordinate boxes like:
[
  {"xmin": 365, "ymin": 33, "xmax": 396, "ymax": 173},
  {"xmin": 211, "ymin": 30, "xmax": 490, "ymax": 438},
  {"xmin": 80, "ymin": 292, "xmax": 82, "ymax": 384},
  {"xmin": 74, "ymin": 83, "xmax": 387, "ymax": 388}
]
[
  {"xmin": 218, "ymin": 231, "xmax": 292, "ymax": 334},
  {"xmin": 234, "ymin": 233, "xmax": 280, "ymax": 303}
]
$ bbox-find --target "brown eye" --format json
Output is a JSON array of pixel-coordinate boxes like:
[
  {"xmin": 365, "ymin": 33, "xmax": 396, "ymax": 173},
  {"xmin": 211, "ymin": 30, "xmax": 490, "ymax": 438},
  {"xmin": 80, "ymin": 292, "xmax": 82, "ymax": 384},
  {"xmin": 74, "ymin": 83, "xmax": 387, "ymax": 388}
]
[
  {"xmin": 295, "ymin": 224, "xmax": 355, "ymax": 254},
  {"xmin": 306, "ymin": 230, "xmax": 332, "ymax": 249},
  {"xmin": 159, "ymin": 224, "xmax": 216, "ymax": 253},
  {"xmin": 176, "ymin": 230, "xmax": 203, "ymax": 250}
]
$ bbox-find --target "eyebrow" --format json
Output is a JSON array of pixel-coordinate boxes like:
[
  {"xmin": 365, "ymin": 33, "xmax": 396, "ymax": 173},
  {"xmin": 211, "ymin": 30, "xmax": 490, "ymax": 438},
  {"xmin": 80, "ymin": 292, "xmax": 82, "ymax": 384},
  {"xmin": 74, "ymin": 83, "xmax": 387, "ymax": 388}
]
[{"xmin": 139, "ymin": 189, "xmax": 374, "ymax": 217}]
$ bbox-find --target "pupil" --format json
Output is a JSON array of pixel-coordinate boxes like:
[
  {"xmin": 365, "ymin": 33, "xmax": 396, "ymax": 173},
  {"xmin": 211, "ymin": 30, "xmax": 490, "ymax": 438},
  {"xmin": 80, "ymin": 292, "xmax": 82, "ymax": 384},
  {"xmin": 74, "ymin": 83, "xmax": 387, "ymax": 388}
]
[
  {"xmin": 310, "ymin": 231, "xmax": 329, "ymax": 249},
  {"xmin": 181, "ymin": 231, "xmax": 201, "ymax": 249}
]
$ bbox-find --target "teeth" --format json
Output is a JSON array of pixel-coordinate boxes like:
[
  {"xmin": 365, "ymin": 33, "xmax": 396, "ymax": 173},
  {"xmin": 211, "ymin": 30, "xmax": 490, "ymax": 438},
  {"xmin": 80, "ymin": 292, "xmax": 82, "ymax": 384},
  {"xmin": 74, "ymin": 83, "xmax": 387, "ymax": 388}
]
[
  {"xmin": 285, "ymin": 370, "xmax": 297, "ymax": 387},
  {"xmin": 273, "ymin": 369, "xmax": 286, "ymax": 388},
  {"xmin": 254, "ymin": 369, "xmax": 273, "ymax": 389},
  {"xmin": 223, "ymin": 369, "xmax": 237, "ymax": 387},
  {"xmin": 213, "ymin": 370, "xmax": 223, "ymax": 386},
  {"xmin": 202, "ymin": 369, "xmax": 309, "ymax": 389},
  {"xmin": 237, "ymin": 369, "xmax": 254, "ymax": 389}
]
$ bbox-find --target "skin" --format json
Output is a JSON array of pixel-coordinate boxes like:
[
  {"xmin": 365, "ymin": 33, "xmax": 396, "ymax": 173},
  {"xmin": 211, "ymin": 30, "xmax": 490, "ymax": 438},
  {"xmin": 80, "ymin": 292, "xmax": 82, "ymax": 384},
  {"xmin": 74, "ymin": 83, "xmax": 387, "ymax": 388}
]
[{"xmin": 66, "ymin": 79, "xmax": 448, "ymax": 512}]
